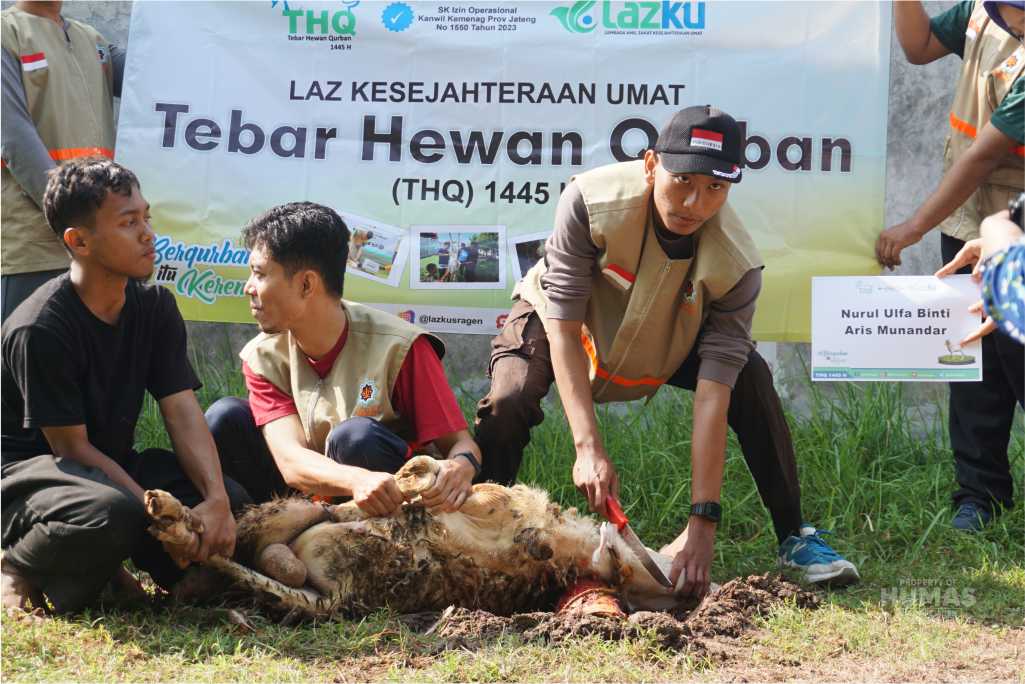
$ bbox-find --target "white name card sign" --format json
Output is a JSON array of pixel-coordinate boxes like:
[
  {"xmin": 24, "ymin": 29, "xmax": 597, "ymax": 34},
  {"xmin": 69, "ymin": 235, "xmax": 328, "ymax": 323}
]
[{"xmin": 811, "ymin": 276, "xmax": 982, "ymax": 382}]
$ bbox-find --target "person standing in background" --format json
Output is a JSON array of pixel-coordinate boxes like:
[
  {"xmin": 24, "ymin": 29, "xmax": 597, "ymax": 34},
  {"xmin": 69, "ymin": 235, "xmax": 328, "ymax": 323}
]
[
  {"xmin": 1, "ymin": 0, "xmax": 126, "ymax": 321},
  {"xmin": 876, "ymin": 0, "xmax": 1024, "ymax": 531}
]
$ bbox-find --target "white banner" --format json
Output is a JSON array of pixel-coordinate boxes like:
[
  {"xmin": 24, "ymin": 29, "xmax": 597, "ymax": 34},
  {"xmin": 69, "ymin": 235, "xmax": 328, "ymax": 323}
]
[
  {"xmin": 811, "ymin": 276, "xmax": 983, "ymax": 382},
  {"xmin": 117, "ymin": 1, "xmax": 891, "ymax": 338}
]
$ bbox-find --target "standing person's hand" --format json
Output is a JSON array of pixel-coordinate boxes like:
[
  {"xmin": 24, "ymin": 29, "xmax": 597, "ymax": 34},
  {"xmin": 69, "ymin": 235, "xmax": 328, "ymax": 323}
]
[
  {"xmin": 876, "ymin": 220, "xmax": 927, "ymax": 269},
  {"xmin": 573, "ymin": 447, "xmax": 620, "ymax": 518},
  {"xmin": 935, "ymin": 238, "xmax": 985, "ymax": 280},
  {"xmin": 666, "ymin": 519, "xmax": 716, "ymax": 598}
]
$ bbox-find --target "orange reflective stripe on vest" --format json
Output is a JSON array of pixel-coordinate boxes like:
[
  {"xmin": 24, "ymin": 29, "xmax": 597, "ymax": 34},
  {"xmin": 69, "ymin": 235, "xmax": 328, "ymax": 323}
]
[
  {"xmin": 580, "ymin": 333, "xmax": 666, "ymax": 388},
  {"xmin": 949, "ymin": 112, "xmax": 1025, "ymax": 157},
  {"xmin": 49, "ymin": 147, "xmax": 114, "ymax": 161},
  {"xmin": 1, "ymin": 146, "xmax": 114, "ymax": 168}
]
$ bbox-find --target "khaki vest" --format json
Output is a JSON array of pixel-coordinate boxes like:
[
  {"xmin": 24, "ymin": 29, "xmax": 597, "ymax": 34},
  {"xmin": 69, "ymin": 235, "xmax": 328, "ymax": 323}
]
[
  {"xmin": 939, "ymin": 0, "xmax": 1025, "ymax": 241},
  {"xmin": 1, "ymin": 8, "xmax": 115, "ymax": 274},
  {"xmin": 240, "ymin": 302, "xmax": 444, "ymax": 454},
  {"xmin": 517, "ymin": 160, "xmax": 762, "ymax": 404}
]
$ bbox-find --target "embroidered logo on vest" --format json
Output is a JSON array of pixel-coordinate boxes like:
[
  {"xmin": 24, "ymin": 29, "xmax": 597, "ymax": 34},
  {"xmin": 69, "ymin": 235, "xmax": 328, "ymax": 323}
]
[
  {"xmin": 355, "ymin": 379, "xmax": 382, "ymax": 417},
  {"xmin": 681, "ymin": 280, "xmax": 697, "ymax": 309},
  {"xmin": 997, "ymin": 47, "xmax": 1023, "ymax": 80}
]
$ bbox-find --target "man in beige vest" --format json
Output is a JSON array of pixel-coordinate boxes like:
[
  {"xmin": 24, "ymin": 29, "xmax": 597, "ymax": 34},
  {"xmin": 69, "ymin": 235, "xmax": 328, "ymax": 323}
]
[
  {"xmin": 1, "ymin": 0, "xmax": 125, "ymax": 321},
  {"xmin": 475, "ymin": 107, "xmax": 859, "ymax": 597},
  {"xmin": 876, "ymin": 0, "xmax": 1023, "ymax": 531},
  {"xmin": 205, "ymin": 202, "xmax": 483, "ymax": 516}
]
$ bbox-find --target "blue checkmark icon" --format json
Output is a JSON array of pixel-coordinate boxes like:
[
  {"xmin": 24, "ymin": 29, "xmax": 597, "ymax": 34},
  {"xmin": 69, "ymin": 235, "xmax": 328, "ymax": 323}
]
[{"xmin": 382, "ymin": 2, "xmax": 414, "ymax": 32}]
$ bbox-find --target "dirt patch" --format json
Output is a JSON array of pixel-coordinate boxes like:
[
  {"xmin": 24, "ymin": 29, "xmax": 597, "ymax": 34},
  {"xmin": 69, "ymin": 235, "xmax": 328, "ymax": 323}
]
[
  {"xmin": 683, "ymin": 571, "xmax": 820, "ymax": 639},
  {"xmin": 410, "ymin": 573, "xmax": 815, "ymax": 655}
]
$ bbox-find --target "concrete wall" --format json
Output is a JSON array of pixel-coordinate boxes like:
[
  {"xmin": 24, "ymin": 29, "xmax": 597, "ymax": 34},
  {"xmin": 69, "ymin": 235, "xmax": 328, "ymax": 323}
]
[{"xmin": 19, "ymin": 1, "xmax": 962, "ymax": 407}]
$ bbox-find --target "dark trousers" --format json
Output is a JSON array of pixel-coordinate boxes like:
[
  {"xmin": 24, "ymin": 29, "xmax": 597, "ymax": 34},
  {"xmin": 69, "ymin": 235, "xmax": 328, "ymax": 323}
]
[
  {"xmin": 205, "ymin": 397, "xmax": 411, "ymax": 504},
  {"xmin": 941, "ymin": 234, "xmax": 1024, "ymax": 512},
  {"xmin": 474, "ymin": 300, "xmax": 803, "ymax": 544},
  {"xmin": 0, "ymin": 449, "xmax": 251, "ymax": 614},
  {"xmin": 1, "ymin": 268, "xmax": 67, "ymax": 323}
]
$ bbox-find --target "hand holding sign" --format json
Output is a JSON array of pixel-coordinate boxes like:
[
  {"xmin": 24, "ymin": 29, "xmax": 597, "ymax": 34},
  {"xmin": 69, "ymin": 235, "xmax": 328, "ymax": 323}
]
[{"xmin": 934, "ymin": 239, "xmax": 992, "ymax": 346}]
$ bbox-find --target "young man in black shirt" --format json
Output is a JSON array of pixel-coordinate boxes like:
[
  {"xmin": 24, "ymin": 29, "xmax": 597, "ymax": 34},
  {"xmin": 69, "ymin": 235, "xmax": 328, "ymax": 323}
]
[{"xmin": 1, "ymin": 158, "xmax": 249, "ymax": 616}]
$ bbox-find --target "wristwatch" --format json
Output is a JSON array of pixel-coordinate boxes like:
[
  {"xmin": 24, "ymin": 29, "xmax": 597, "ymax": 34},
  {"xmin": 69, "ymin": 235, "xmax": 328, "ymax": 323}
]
[
  {"xmin": 689, "ymin": 502, "xmax": 722, "ymax": 523},
  {"xmin": 453, "ymin": 451, "xmax": 481, "ymax": 478}
]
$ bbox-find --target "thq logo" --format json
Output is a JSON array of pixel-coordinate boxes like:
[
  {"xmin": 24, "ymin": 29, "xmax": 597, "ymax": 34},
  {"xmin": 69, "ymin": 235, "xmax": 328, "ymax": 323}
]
[
  {"xmin": 551, "ymin": 1, "xmax": 706, "ymax": 33},
  {"xmin": 272, "ymin": 1, "xmax": 361, "ymax": 36}
]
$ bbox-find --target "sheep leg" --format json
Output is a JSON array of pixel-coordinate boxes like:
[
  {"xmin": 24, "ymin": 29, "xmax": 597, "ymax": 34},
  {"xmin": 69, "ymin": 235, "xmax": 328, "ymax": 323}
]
[{"xmin": 143, "ymin": 489, "xmax": 335, "ymax": 618}]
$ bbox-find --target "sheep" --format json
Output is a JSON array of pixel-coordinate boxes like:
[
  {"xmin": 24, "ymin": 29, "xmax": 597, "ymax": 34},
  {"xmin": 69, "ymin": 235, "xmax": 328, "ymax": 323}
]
[{"xmin": 146, "ymin": 455, "xmax": 685, "ymax": 618}]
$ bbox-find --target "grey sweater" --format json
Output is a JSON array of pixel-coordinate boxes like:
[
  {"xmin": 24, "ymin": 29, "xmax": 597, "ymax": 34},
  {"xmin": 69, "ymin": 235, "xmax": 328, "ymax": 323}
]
[{"xmin": 539, "ymin": 181, "xmax": 760, "ymax": 388}]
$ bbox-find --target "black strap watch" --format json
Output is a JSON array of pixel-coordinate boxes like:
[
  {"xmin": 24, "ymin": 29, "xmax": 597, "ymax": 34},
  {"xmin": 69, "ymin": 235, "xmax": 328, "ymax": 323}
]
[
  {"xmin": 690, "ymin": 502, "xmax": 722, "ymax": 523},
  {"xmin": 453, "ymin": 451, "xmax": 481, "ymax": 478}
]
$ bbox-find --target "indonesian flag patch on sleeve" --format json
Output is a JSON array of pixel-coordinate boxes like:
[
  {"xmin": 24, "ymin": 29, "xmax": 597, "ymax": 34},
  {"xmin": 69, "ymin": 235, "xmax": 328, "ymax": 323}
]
[
  {"xmin": 690, "ymin": 128, "xmax": 724, "ymax": 151},
  {"xmin": 20, "ymin": 52, "xmax": 47, "ymax": 72},
  {"xmin": 601, "ymin": 263, "xmax": 636, "ymax": 291}
]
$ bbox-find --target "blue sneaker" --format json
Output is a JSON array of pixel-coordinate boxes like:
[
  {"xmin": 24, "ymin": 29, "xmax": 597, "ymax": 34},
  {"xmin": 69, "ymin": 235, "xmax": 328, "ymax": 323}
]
[
  {"xmin": 952, "ymin": 502, "xmax": 992, "ymax": 532},
  {"xmin": 778, "ymin": 525, "xmax": 860, "ymax": 586}
]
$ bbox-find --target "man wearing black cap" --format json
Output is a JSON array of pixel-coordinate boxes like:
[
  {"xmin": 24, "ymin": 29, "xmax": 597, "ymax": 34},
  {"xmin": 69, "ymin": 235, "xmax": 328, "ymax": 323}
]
[{"xmin": 474, "ymin": 106, "xmax": 859, "ymax": 596}]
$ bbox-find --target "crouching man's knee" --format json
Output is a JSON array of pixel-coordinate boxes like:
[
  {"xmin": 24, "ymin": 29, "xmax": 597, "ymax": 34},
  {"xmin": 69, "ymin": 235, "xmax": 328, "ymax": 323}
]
[
  {"xmin": 205, "ymin": 396, "xmax": 254, "ymax": 437},
  {"xmin": 325, "ymin": 417, "xmax": 409, "ymax": 473}
]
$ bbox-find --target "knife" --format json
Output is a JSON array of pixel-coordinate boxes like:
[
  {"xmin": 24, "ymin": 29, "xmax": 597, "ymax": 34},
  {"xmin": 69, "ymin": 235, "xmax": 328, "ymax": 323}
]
[{"xmin": 606, "ymin": 495, "xmax": 674, "ymax": 588}]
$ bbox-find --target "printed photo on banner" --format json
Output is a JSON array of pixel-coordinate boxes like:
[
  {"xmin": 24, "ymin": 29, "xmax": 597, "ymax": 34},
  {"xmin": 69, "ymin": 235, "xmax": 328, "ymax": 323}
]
[
  {"xmin": 339, "ymin": 212, "xmax": 408, "ymax": 288},
  {"xmin": 410, "ymin": 226, "xmax": 507, "ymax": 290},
  {"xmin": 510, "ymin": 230, "xmax": 551, "ymax": 282}
]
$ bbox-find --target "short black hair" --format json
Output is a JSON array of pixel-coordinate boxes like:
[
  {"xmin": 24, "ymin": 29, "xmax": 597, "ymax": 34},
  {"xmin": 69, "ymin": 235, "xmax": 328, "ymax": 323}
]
[
  {"xmin": 242, "ymin": 202, "xmax": 349, "ymax": 297},
  {"xmin": 42, "ymin": 157, "xmax": 140, "ymax": 239}
]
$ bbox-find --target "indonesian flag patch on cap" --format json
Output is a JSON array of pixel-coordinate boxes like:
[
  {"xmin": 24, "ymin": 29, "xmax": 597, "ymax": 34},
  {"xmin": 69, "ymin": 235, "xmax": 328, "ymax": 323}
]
[
  {"xmin": 20, "ymin": 52, "xmax": 47, "ymax": 72},
  {"xmin": 690, "ymin": 128, "xmax": 723, "ymax": 152}
]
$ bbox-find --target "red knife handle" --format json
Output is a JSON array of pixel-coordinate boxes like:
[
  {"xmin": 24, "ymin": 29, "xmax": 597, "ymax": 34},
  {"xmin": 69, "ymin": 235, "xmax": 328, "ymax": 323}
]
[{"xmin": 606, "ymin": 495, "xmax": 628, "ymax": 530}]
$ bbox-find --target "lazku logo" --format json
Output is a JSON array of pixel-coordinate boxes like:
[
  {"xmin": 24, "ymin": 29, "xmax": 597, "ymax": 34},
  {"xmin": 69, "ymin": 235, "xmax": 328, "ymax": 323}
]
[
  {"xmin": 550, "ymin": 1, "xmax": 597, "ymax": 33},
  {"xmin": 552, "ymin": 1, "xmax": 706, "ymax": 33}
]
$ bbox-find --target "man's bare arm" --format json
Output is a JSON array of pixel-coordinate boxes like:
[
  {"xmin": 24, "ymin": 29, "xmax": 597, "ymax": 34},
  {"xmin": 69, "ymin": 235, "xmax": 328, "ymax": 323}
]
[
  {"xmin": 158, "ymin": 389, "xmax": 236, "ymax": 560},
  {"xmin": 159, "ymin": 390, "xmax": 229, "ymax": 505},
  {"xmin": 877, "ymin": 123, "xmax": 1018, "ymax": 267},
  {"xmin": 261, "ymin": 414, "xmax": 404, "ymax": 515},
  {"xmin": 547, "ymin": 318, "xmax": 619, "ymax": 517},
  {"xmin": 667, "ymin": 378, "xmax": 730, "ymax": 598},
  {"xmin": 894, "ymin": 1, "xmax": 952, "ymax": 65},
  {"xmin": 690, "ymin": 379, "xmax": 730, "ymax": 507},
  {"xmin": 39, "ymin": 425, "xmax": 145, "ymax": 501}
]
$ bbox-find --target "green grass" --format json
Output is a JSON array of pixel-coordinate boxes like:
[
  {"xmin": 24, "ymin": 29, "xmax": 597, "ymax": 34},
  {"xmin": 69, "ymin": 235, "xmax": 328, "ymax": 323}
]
[{"xmin": 4, "ymin": 359, "xmax": 1023, "ymax": 681}]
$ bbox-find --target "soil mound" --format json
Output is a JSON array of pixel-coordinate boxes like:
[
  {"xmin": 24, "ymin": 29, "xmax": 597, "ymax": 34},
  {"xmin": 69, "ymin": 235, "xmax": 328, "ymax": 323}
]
[{"xmin": 412, "ymin": 573, "xmax": 817, "ymax": 654}]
